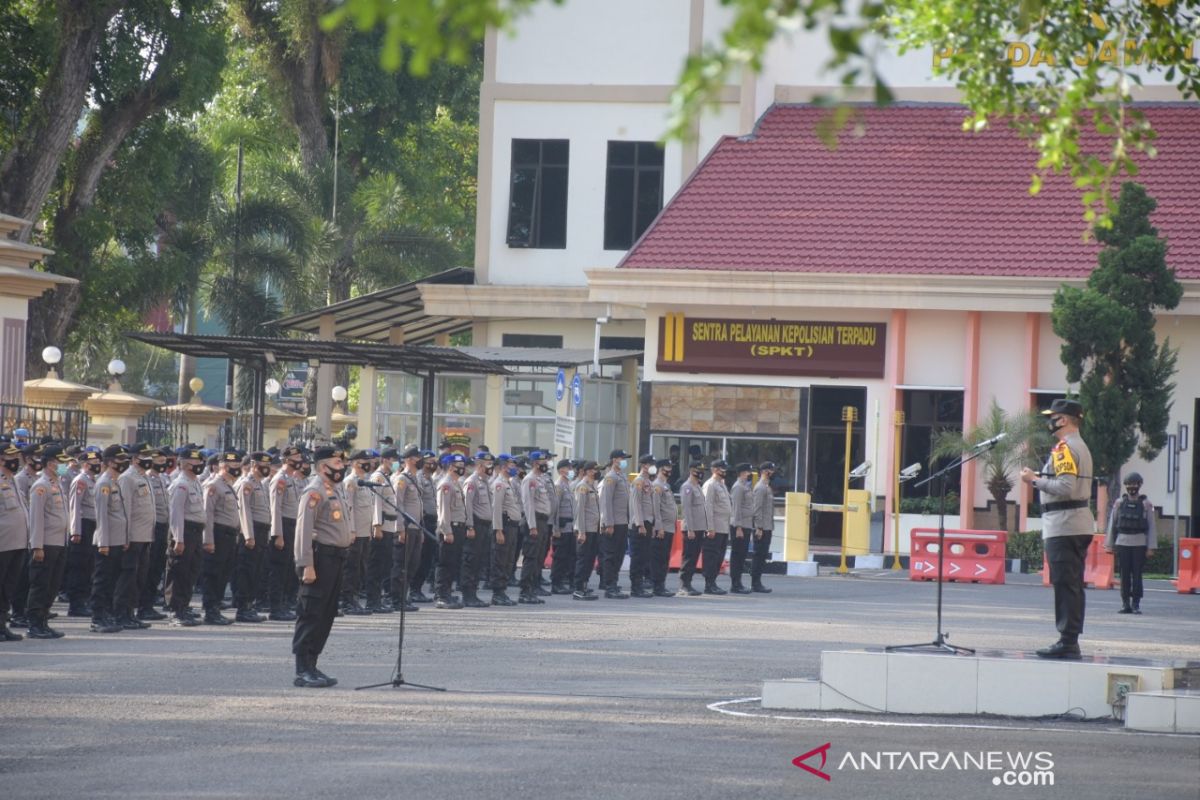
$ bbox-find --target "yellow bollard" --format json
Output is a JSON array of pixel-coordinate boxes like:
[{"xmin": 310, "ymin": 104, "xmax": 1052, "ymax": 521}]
[
  {"xmin": 783, "ymin": 492, "xmax": 812, "ymax": 563},
  {"xmin": 838, "ymin": 405, "xmax": 858, "ymax": 574}
]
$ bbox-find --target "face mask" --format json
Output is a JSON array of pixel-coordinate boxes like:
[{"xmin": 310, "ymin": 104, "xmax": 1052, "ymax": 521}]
[
  {"xmin": 1125, "ymin": 486, "xmax": 1140, "ymax": 496},
  {"xmin": 113, "ymin": 462, "xmax": 130, "ymax": 474},
  {"xmin": 715, "ymin": 470, "xmax": 726, "ymax": 479},
  {"xmin": 287, "ymin": 460, "xmax": 303, "ymax": 471},
  {"xmin": 89, "ymin": 463, "xmax": 103, "ymax": 475},
  {"xmin": 618, "ymin": 459, "xmax": 629, "ymax": 471},
  {"xmin": 228, "ymin": 468, "xmax": 242, "ymax": 478},
  {"xmin": 30, "ymin": 460, "xmax": 44, "ymax": 471},
  {"xmin": 415, "ymin": 459, "xmax": 426, "ymax": 470},
  {"xmin": 153, "ymin": 463, "xmax": 168, "ymax": 473},
  {"xmin": 190, "ymin": 464, "xmax": 204, "ymax": 476},
  {"xmin": 390, "ymin": 462, "xmax": 401, "ymax": 474},
  {"xmin": 137, "ymin": 458, "xmax": 153, "ymax": 470},
  {"xmin": 324, "ymin": 466, "xmax": 345, "ymax": 483},
  {"xmin": 1047, "ymin": 416, "xmax": 1065, "ymax": 434},
  {"xmin": 485, "ymin": 466, "xmax": 494, "ymax": 475},
  {"xmin": 454, "ymin": 466, "xmax": 466, "ymax": 476},
  {"xmin": 648, "ymin": 465, "xmax": 657, "ymax": 475},
  {"xmin": 301, "ymin": 465, "xmax": 312, "ymax": 477},
  {"xmin": 537, "ymin": 463, "xmax": 549, "ymax": 473},
  {"xmin": 691, "ymin": 471, "xmax": 703, "ymax": 481},
  {"xmin": 506, "ymin": 467, "xmax": 518, "ymax": 477},
  {"xmin": 425, "ymin": 463, "xmax": 437, "ymax": 472},
  {"xmin": 3, "ymin": 459, "xmax": 20, "ymax": 473},
  {"xmin": 258, "ymin": 466, "xmax": 272, "ymax": 478},
  {"xmin": 56, "ymin": 464, "xmax": 69, "ymax": 477},
  {"xmin": 567, "ymin": 470, "xmax": 576, "ymax": 481}
]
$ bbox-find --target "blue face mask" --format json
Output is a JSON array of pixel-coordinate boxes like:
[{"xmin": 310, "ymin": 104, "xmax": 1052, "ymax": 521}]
[
  {"xmin": 567, "ymin": 470, "xmax": 576, "ymax": 481},
  {"xmin": 56, "ymin": 464, "xmax": 69, "ymax": 477},
  {"xmin": 506, "ymin": 466, "xmax": 518, "ymax": 477},
  {"xmin": 618, "ymin": 459, "xmax": 629, "ymax": 471},
  {"xmin": 390, "ymin": 462, "xmax": 400, "ymax": 474}
]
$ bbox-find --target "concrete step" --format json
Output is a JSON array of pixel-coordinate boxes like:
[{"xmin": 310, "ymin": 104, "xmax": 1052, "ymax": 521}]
[{"xmin": 1125, "ymin": 689, "xmax": 1200, "ymax": 733}]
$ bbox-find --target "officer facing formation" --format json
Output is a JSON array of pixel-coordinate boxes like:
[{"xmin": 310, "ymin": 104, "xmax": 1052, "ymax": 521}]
[{"xmin": 1105, "ymin": 472, "xmax": 1156, "ymax": 615}]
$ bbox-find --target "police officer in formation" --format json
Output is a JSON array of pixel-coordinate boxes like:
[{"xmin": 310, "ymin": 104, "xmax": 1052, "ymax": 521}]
[
  {"xmin": 339, "ymin": 450, "xmax": 375, "ymax": 615},
  {"xmin": 391, "ymin": 446, "xmax": 425, "ymax": 612},
  {"xmin": 25, "ymin": 445, "xmax": 70, "ymax": 638},
  {"xmin": 165, "ymin": 446, "xmax": 206, "ymax": 627},
  {"xmin": 549, "ymin": 458, "xmax": 576, "ymax": 594},
  {"xmin": 629, "ymin": 454, "xmax": 656, "ymax": 598},
  {"xmin": 598, "ymin": 449, "xmax": 632, "ymax": 599},
  {"xmin": 459, "ymin": 452, "xmax": 494, "ymax": 608},
  {"xmin": 0, "ymin": 442, "xmax": 29, "ymax": 640},
  {"xmin": 235, "ymin": 451, "xmax": 274, "ymax": 623}
]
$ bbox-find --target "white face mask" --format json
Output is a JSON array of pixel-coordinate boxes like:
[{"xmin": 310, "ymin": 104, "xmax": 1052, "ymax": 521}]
[{"xmin": 648, "ymin": 465, "xmax": 657, "ymax": 476}]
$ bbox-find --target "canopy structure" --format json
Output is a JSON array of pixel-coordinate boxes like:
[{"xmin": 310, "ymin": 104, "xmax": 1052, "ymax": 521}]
[
  {"xmin": 457, "ymin": 346, "xmax": 643, "ymax": 369},
  {"xmin": 125, "ymin": 331, "xmax": 508, "ymax": 450}
]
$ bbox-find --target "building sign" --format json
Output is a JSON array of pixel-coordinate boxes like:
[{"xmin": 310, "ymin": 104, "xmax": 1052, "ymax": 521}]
[{"xmin": 657, "ymin": 314, "xmax": 886, "ymax": 378}]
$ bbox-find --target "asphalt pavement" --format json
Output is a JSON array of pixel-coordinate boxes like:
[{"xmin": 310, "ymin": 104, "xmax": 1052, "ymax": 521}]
[{"xmin": 1, "ymin": 570, "xmax": 1197, "ymax": 799}]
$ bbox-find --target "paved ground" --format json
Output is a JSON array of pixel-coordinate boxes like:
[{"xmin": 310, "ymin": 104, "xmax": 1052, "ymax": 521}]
[{"xmin": 2, "ymin": 571, "xmax": 1197, "ymax": 799}]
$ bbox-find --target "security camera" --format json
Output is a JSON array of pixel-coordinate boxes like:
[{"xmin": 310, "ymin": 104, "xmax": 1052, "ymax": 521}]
[
  {"xmin": 849, "ymin": 461, "xmax": 871, "ymax": 479},
  {"xmin": 899, "ymin": 462, "xmax": 922, "ymax": 481},
  {"xmin": 596, "ymin": 315, "xmax": 611, "ymax": 325}
]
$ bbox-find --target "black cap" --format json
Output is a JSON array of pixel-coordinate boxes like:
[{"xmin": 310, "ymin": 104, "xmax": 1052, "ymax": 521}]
[
  {"xmin": 581, "ymin": 460, "xmax": 599, "ymax": 472},
  {"xmin": 1042, "ymin": 398, "xmax": 1083, "ymax": 418},
  {"xmin": 65, "ymin": 445, "xmax": 84, "ymax": 457},
  {"xmin": 248, "ymin": 451, "xmax": 273, "ymax": 465},
  {"xmin": 734, "ymin": 462, "xmax": 752, "ymax": 474},
  {"xmin": 21, "ymin": 443, "xmax": 41, "ymax": 457},
  {"xmin": 157, "ymin": 447, "xmax": 174, "ymax": 458},
  {"xmin": 609, "ymin": 448, "xmax": 632, "ymax": 460},
  {"xmin": 688, "ymin": 461, "xmax": 707, "ymax": 473},
  {"xmin": 710, "ymin": 459, "xmax": 729, "ymax": 470},
  {"xmin": 79, "ymin": 449, "xmax": 102, "ymax": 465},
  {"xmin": 556, "ymin": 458, "xmax": 573, "ymax": 471},
  {"xmin": 349, "ymin": 449, "xmax": 372, "ymax": 461},
  {"xmin": 102, "ymin": 444, "xmax": 131, "ymax": 461},
  {"xmin": 281, "ymin": 446, "xmax": 303, "ymax": 459},
  {"xmin": 1, "ymin": 442, "xmax": 20, "ymax": 458},
  {"xmin": 379, "ymin": 436, "xmax": 394, "ymax": 446},
  {"xmin": 175, "ymin": 446, "xmax": 203, "ymax": 460},
  {"xmin": 1123, "ymin": 472, "xmax": 1144, "ymax": 485},
  {"xmin": 655, "ymin": 458, "xmax": 672, "ymax": 469},
  {"xmin": 638, "ymin": 453, "xmax": 655, "ymax": 465},
  {"xmin": 42, "ymin": 444, "xmax": 67, "ymax": 462},
  {"xmin": 312, "ymin": 445, "xmax": 346, "ymax": 462},
  {"xmin": 400, "ymin": 444, "xmax": 422, "ymax": 459},
  {"xmin": 758, "ymin": 461, "xmax": 777, "ymax": 472},
  {"xmin": 221, "ymin": 449, "xmax": 243, "ymax": 464},
  {"xmin": 380, "ymin": 447, "xmax": 399, "ymax": 460}
]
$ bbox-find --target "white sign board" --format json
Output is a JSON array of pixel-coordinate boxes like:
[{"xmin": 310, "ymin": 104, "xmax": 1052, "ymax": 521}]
[{"xmin": 553, "ymin": 416, "xmax": 576, "ymax": 449}]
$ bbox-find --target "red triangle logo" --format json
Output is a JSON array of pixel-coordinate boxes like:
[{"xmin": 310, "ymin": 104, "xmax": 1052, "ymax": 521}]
[{"xmin": 792, "ymin": 742, "xmax": 832, "ymax": 781}]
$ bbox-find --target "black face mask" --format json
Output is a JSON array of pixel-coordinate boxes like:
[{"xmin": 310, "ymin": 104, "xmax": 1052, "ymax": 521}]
[
  {"xmin": 691, "ymin": 471, "xmax": 704, "ymax": 481},
  {"xmin": 300, "ymin": 465, "xmax": 312, "ymax": 477},
  {"xmin": 88, "ymin": 463, "xmax": 103, "ymax": 475},
  {"xmin": 190, "ymin": 464, "xmax": 204, "ymax": 476},
  {"xmin": 537, "ymin": 463, "xmax": 549, "ymax": 473},
  {"xmin": 228, "ymin": 468, "xmax": 242, "ymax": 478},
  {"xmin": 258, "ymin": 466, "xmax": 271, "ymax": 478},
  {"xmin": 287, "ymin": 460, "xmax": 303, "ymax": 471},
  {"xmin": 1046, "ymin": 416, "xmax": 1065, "ymax": 435},
  {"xmin": 324, "ymin": 467, "xmax": 345, "ymax": 483},
  {"xmin": 2, "ymin": 459, "xmax": 19, "ymax": 473},
  {"xmin": 113, "ymin": 461, "xmax": 130, "ymax": 474},
  {"xmin": 29, "ymin": 460, "xmax": 44, "ymax": 471},
  {"xmin": 153, "ymin": 463, "xmax": 168, "ymax": 473},
  {"xmin": 137, "ymin": 458, "xmax": 154, "ymax": 470},
  {"xmin": 415, "ymin": 459, "xmax": 426, "ymax": 470},
  {"xmin": 454, "ymin": 466, "xmax": 466, "ymax": 476}
]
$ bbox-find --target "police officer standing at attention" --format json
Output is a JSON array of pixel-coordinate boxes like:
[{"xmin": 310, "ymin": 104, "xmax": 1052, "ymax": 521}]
[
  {"xmin": 650, "ymin": 459, "xmax": 677, "ymax": 597},
  {"xmin": 629, "ymin": 454, "xmax": 657, "ymax": 598},
  {"xmin": 0, "ymin": 442, "xmax": 30, "ymax": 641},
  {"xmin": 339, "ymin": 450, "xmax": 375, "ymax": 616},
  {"xmin": 414, "ymin": 450, "xmax": 439, "ymax": 603},
  {"xmin": 727, "ymin": 463, "xmax": 755, "ymax": 594},
  {"xmin": 391, "ymin": 445, "xmax": 425, "ymax": 613},
  {"xmin": 1105, "ymin": 472, "xmax": 1156, "ymax": 615},
  {"xmin": 549, "ymin": 458, "xmax": 577, "ymax": 595},
  {"xmin": 365, "ymin": 447, "xmax": 398, "ymax": 614},
  {"xmin": 66, "ymin": 449, "xmax": 100, "ymax": 617},
  {"xmin": 677, "ymin": 461, "xmax": 710, "ymax": 597},
  {"xmin": 114, "ymin": 443, "xmax": 156, "ymax": 630},
  {"xmin": 598, "ymin": 449, "xmax": 632, "ymax": 599},
  {"xmin": 572, "ymin": 461, "xmax": 601, "ymax": 600},
  {"xmin": 460, "ymin": 452, "xmax": 494, "ymax": 608},
  {"xmin": 701, "ymin": 460, "xmax": 732, "ymax": 595},
  {"xmin": 519, "ymin": 450, "xmax": 553, "ymax": 603},
  {"xmin": 490, "ymin": 454, "xmax": 521, "ymax": 605},
  {"xmin": 750, "ymin": 462, "xmax": 776, "ymax": 593},
  {"xmin": 92, "ymin": 445, "xmax": 131, "ymax": 633},
  {"xmin": 234, "ymin": 452, "xmax": 273, "ymax": 623},
  {"xmin": 165, "ymin": 446, "xmax": 206, "ymax": 627},
  {"xmin": 202, "ymin": 450, "xmax": 242, "ymax": 626},
  {"xmin": 1020, "ymin": 398, "xmax": 1095, "ymax": 659},
  {"xmin": 293, "ymin": 446, "xmax": 354, "ymax": 688},
  {"xmin": 25, "ymin": 444, "xmax": 70, "ymax": 639},
  {"xmin": 268, "ymin": 446, "xmax": 303, "ymax": 621},
  {"xmin": 138, "ymin": 447, "xmax": 172, "ymax": 621},
  {"xmin": 434, "ymin": 453, "xmax": 468, "ymax": 609}
]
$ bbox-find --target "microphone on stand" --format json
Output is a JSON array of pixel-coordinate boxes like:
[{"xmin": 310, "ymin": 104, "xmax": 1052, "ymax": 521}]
[{"xmin": 974, "ymin": 432, "xmax": 1007, "ymax": 449}]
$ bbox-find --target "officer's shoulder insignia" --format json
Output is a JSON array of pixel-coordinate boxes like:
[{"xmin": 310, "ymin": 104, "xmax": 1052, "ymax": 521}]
[
  {"xmin": 440, "ymin": 484, "xmax": 449, "ymax": 493},
  {"xmin": 243, "ymin": 486, "xmax": 253, "ymax": 495},
  {"xmin": 1052, "ymin": 445, "xmax": 1078, "ymax": 476},
  {"xmin": 100, "ymin": 486, "xmax": 110, "ymax": 495},
  {"xmin": 35, "ymin": 486, "xmax": 45, "ymax": 495},
  {"xmin": 603, "ymin": 476, "xmax": 613, "ymax": 485},
  {"xmin": 307, "ymin": 493, "xmax": 319, "ymax": 508}
]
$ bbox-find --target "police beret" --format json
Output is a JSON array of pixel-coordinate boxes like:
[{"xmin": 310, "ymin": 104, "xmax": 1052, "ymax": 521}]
[
  {"xmin": 475, "ymin": 451, "xmax": 496, "ymax": 462},
  {"xmin": 400, "ymin": 445, "xmax": 421, "ymax": 459},
  {"xmin": 312, "ymin": 445, "xmax": 345, "ymax": 462},
  {"xmin": 1043, "ymin": 398, "xmax": 1083, "ymax": 418},
  {"xmin": 638, "ymin": 453, "xmax": 655, "ymax": 465},
  {"xmin": 380, "ymin": 447, "xmax": 399, "ymax": 460},
  {"xmin": 102, "ymin": 444, "xmax": 131, "ymax": 460},
  {"xmin": 527, "ymin": 450, "xmax": 545, "ymax": 460},
  {"xmin": 496, "ymin": 453, "xmax": 513, "ymax": 462},
  {"xmin": 420, "ymin": 449, "xmax": 435, "ymax": 459},
  {"xmin": 442, "ymin": 453, "xmax": 466, "ymax": 465}
]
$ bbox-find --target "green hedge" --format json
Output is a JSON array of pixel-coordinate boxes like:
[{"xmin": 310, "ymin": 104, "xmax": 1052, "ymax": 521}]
[
  {"xmin": 899, "ymin": 492, "xmax": 960, "ymax": 515},
  {"xmin": 1006, "ymin": 532, "xmax": 1177, "ymax": 574}
]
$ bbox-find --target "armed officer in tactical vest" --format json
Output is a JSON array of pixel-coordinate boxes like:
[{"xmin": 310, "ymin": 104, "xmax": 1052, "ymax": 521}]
[{"xmin": 1105, "ymin": 472, "xmax": 1156, "ymax": 615}]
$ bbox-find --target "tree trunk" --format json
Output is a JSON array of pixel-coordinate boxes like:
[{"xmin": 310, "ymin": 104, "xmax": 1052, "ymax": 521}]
[
  {"xmin": 177, "ymin": 292, "xmax": 198, "ymax": 403},
  {"xmin": 0, "ymin": 1, "xmax": 121, "ymax": 237}
]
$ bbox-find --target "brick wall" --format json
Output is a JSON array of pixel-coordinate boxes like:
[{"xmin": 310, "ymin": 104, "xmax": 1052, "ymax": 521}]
[{"xmin": 649, "ymin": 383, "xmax": 801, "ymax": 434}]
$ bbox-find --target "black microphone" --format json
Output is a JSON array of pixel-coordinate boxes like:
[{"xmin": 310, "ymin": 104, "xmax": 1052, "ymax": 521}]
[
  {"xmin": 356, "ymin": 478, "xmax": 382, "ymax": 487},
  {"xmin": 974, "ymin": 432, "xmax": 1007, "ymax": 449}
]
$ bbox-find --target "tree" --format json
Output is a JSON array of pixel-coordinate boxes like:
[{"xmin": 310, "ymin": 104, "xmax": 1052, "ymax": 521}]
[
  {"xmin": 331, "ymin": 0, "xmax": 1200, "ymax": 222},
  {"xmin": 931, "ymin": 400, "xmax": 1052, "ymax": 533},
  {"xmin": 1051, "ymin": 182, "xmax": 1182, "ymax": 493}
]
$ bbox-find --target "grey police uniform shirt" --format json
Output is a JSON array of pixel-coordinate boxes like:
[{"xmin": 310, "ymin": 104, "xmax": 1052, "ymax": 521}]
[
  {"xmin": 1105, "ymin": 495, "xmax": 1156, "ymax": 549},
  {"xmin": 598, "ymin": 466, "xmax": 631, "ymax": 527},
  {"xmin": 343, "ymin": 472, "xmax": 374, "ymax": 538},
  {"xmin": 94, "ymin": 471, "xmax": 129, "ymax": 548},
  {"xmin": 204, "ymin": 474, "xmax": 241, "ymax": 544},
  {"xmin": 630, "ymin": 472, "xmax": 656, "ymax": 532},
  {"xmin": 149, "ymin": 470, "xmax": 170, "ymax": 524},
  {"xmin": 680, "ymin": 478, "xmax": 710, "ymax": 533},
  {"xmin": 521, "ymin": 470, "xmax": 552, "ymax": 527},
  {"xmin": 0, "ymin": 472, "xmax": 30, "ymax": 552},
  {"xmin": 168, "ymin": 472, "xmax": 205, "ymax": 544},
  {"xmin": 730, "ymin": 477, "xmax": 754, "ymax": 531},
  {"xmin": 15, "ymin": 466, "xmax": 38, "ymax": 504},
  {"xmin": 464, "ymin": 472, "xmax": 492, "ymax": 524},
  {"xmin": 368, "ymin": 467, "xmax": 398, "ymax": 533},
  {"xmin": 393, "ymin": 469, "xmax": 423, "ymax": 528},
  {"xmin": 492, "ymin": 474, "xmax": 522, "ymax": 531},
  {"xmin": 751, "ymin": 477, "xmax": 775, "ymax": 532},
  {"xmin": 553, "ymin": 474, "xmax": 575, "ymax": 534},
  {"xmin": 294, "ymin": 475, "xmax": 354, "ymax": 568},
  {"xmin": 69, "ymin": 471, "xmax": 97, "ymax": 537},
  {"xmin": 269, "ymin": 470, "xmax": 300, "ymax": 538},
  {"xmin": 652, "ymin": 475, "xmax": 677, "ymax": 533},
  {"xmin": 1033, "ymin": 431, "xmax": 1095, "ymax": 539},
  {"xmin": 508, "ymin": 475, "xmax": 525, "ymax": 523},
  {"xmin": 417, "ymin": 469, "xmax": 438, "ymax": 517},
  {"xmin": 574, "ymin": 478, "xmax": 601, "ymax": 534},
  {"xmin": 29, "ymin": 474, "xmax": 68, "ymax": 549},
  {"xmin": 237, "ymin": 472, "xmax": 271, "ymax": 539},
  {"xmin": 436, "ymin": 472, "xmax": 468, "ymax": 535},
  {"xmin": 703, "ymin": 476, "xmax": 732, "ymax": 533},
  {"xmin": 119, "ymin": 467, "xmax": 157, "ymax": 544}
]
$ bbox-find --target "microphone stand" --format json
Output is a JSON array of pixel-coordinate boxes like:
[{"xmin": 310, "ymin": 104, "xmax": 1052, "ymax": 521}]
[
  {"xmin": 886, "ymin": 442, "xmax": 995, "ymax": 656},
  {"xmin": 354, "ymin": 480, "xmax": 445, "ymax": 692}
]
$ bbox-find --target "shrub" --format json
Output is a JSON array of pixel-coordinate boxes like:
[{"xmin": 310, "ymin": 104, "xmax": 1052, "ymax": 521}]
[{"xmin": 899, "ymin": 492, "xmax": 960, "ymax": 516}]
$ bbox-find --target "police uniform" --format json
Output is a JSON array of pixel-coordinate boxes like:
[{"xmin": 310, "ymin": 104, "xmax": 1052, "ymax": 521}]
[
  {"xmin": 10, "ymin": 451, "xmax": 40, "ymax": 624},
  {"xmin": 519, "ymin": 461, "xmax": 553, "ymax": 600},
  {"xmin": 292, "ymin": 447, "xmax": 354, "ymax": 688},
  {"xmin": 414, "ymin": 458, "xmax": 439, "ymax": 600},
  {"xmin": 571, "ymin": 470, "xmax": 601, "ymax": 598},
  {"xmin": 364, "ymin": 457, "xmax": 397, "ymax": 612},
  {"xmin": 234, "ymin": 453, "xmax": 273, "ymax": 622},
  {"xmin": 268, "ymin": 450, "xmax": 303, "ymax": 619},
  {"xmin": 727, "ymin": 466, "xmax": 755, "ymax": 593},
  {"xmin": 0, "ymin": 446, "xmax": 30, "ymax": 640},
  {"xmin": 434, "ymin": 458, "xmax": 468, "ymax": 607},
  {"xmin": 750, "ymin": 467, "xmax": 776, "ymax": 592},
  {"xmin": 598, "ymin": 452, "xmax": 632, "ymax": 598},
  {"xmin": 549, "ymin": 464, "xmax": 577, "ymax": 593},
  {"xmin": 391, "ymin": 460, "xmax": 425, "ymax": 610},
  {"xmin": 164, "ymin": 449, "xmax": 206, "ymax": 625},
  {"xmin": 115, "ymin": 452, "xmax": 156, "ymax": 628},
  {"xmin": 339, "ymin": 454, "xmax": 375, "ymax": 614},
  {"xmin": 202, "ymin": 453, "xmax": 242, "ymax": 624},
  {"xmin": 139, "ymin": 450, "xmax": 172, "ymax": 618},
  {"xmin": 25, "ymin": 452, "xmax": 70, "ymax": 638},
  {"xmin": 490, "ymin": 464, "xmax": 522, "ymax": 604},
  {"xmin": 629, "ymin": 459, "xmax": 657, "ymax": 598},
  {"xmin": 66, "ymin": 458, "xmax": 99, "ymax": 615},
  {"xmin": 1106, "ymin": 483, "xmax": 1155, "ymax": 613},
  {"xmin": 92, "ymin": 449, "xmax": 130, "ymax": 631},
  {"xmin": 461, "ymin": 459, "xmax": 494, "ymax": 606},
  {"xmin": 701, "ymin": 465, "xmax": 732, "ymax": 594},
  {"xmin": 678, "ymin": 466, "xmax": 710, "ymax": 596},
  {"xmin": 650, "ymin": 464, "xmax": 677, "ymax": 596}
]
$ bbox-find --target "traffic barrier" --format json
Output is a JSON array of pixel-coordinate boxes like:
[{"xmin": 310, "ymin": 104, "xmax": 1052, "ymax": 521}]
[
  {"xmin": 1082, "ymin": 533, "xmax": 1114, "ymax": 589},
  {"xmin": 909, "ymin": 528, "xmax": 1007, "ymax": 584},
  {"xmin": 1172, "ymin": 537, "xmax": 1199, "ymax": 593}
]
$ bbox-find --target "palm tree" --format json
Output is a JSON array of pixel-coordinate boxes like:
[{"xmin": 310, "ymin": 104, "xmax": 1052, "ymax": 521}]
[{"xmin": 931, "ymin": 400, "xmax": 1053, "ymax": 533}]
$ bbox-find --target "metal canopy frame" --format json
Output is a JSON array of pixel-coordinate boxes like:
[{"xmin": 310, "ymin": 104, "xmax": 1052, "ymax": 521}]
[{"xmin": 267, "ymin": 267, "xmax": 475, "ymax": 343}]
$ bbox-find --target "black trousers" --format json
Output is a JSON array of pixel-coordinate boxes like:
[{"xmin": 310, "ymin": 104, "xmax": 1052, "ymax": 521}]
[
  {"xmin": 292, "ymin": 544, "xmax": 347, "ymax": 660},
  {"xmin": 0, "ymin": 548, "xmax": 26, "ymax": 620},
  {"xmin": 460, "ymin": 517, "xmax": 491, "ymax": 596},
  {"xmin": 550, "ymin": 519, "xmax": 576, "ymax": 588},
  {"xmin": 90, "ymin": 544, "xmax": 124, "ymax": 621},
  {"xmin": 511, "ymin": 521, "xmax": 527, "ymax": 580},
  {"xmin": 629, "ymin": 523, "xmax": 652, "ymax": 589},
  {"xmin": 729, "ymin": 526, "xmax": 751, "ymax": 584},
  {"xmin": 115, "ymin": 541, "xmax": 149, "ymax": 618},
  {"xmin": 389, "ymin": 526, "xmax": 423, "ymax": 605},
  {"xmin": 680, "ymin": 531, "xmax": 704, "ymax": 583},
  {"xmin": 701, "ymin": 532, "xmax": 728, "ymax": 585},
  {"xmin": 268, "ymin": 517, "xmax": 297, "ymax": 612},
  {"xmin": 573, "ymin": 530, "xmax": 600, "ymax": 590},
  {"xmin": 436, "ymin": 524, "xmax": 466, "ymax": 598},
  {"xmin": 65, "ymin": 517, "xmax": 96, "ymax": 609},
  {"xmin": 11, "ymin": 548, "xmax": 29, "ymax": 616},
  {"xmin": 1045, "ymin": 534, "xmax": 1091, "ymax": 642},
  {"xmin": 600, "ymin": 523, "xmax": 628, "ymax": 590},
  {"xmin": 651, "ymin": 530, "xmax": 673, "ymax": 589},
  {"xmin": 26, "ymin": 545, "xmax": 67, "ymax": 619},
  {"xmin": 365, "ymin": 530, "xmax": 394, "ymax": 606},
  {"xmin": 235, "ymin": 522, "xmax": 270, "ymax": 611},
  {"xmin": 203, "ymin": 525, "xmax": 238, "ymax": 612},
  {"xmin": 750, "ymin": 530, "xmax": 773, "ymax": 582},
  {"xmin": 139, "ymin": 521, "xmax": 169, "ymax": 612},
  {"xmin": 1116, "ymin": 545, "xmax": 1148, "ymax": 603},
  {"xmin": 491, "ymin": 520, "xmax": 518, "ymax": 593},
  {"xmin": 415, "ymin": 512, "xmax": 437, "ymax": 591},
  {"xmin": 164, "ymin": 523, "xmax": 203, "ymax": 614},
  {"xmin": 519, "ymin": 514, "xmax": 549, "ymax": 593},
  {"xmin": 339, "ymin": 537, "xmax": 370, "ymax": 604}
]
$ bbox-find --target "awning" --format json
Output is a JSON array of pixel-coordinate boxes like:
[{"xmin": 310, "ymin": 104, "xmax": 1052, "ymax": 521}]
[
  {"xmin": 457, "ymin": 346, "xmax": 643, "ymax": 369},
  {"xmin": 268, "ymin": 267, "xmax": 474, "ymax": 342}
]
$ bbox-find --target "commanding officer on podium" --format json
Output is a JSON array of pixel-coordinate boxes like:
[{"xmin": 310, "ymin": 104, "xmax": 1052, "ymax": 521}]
[
  {"xmin": 292, "ymin": 446, "xmax": 354, "ymax": 688},
  {"xmin": 1021, "ymin": 398, "xmax": 1095, "ymax": 659}
]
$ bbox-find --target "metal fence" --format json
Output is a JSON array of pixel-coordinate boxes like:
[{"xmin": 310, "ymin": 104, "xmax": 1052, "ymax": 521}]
[
  {"xmin": 135, "ymin": 406, "xmax": 188, "ymax": 448},
  {"xmin": 0, "ymin": 402, "xmax": 89, "ymax": 444}
]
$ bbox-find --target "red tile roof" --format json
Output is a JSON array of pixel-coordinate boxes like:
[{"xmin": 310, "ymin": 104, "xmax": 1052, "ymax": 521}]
[{"xmin": 619, "ymin": 104, "xmax": 1200, "ymax": 279}]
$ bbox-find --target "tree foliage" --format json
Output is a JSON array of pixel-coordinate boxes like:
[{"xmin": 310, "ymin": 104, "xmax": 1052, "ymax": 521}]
[{"xmin": 1051, "ymin": 182, "xmax": 1182, "ymax": 489}]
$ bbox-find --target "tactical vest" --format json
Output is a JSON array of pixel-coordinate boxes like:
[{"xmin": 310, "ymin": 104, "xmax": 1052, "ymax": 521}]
[{"xmin": 1116, "ymin": 496, "xmax": 1148, "ymax": 535}]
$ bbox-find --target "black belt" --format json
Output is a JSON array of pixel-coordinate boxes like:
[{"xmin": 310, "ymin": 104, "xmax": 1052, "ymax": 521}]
[
  {"xmin": 383, "ymin": 513, "xmax": 397, "ymax": 521},
  {"xmin": 312, "ymin": 542, "xmax": 349, "ymax": 556},
  {"xmin": 1043, "ymin": 499, "xmax": 1089, "ymax": 512}
]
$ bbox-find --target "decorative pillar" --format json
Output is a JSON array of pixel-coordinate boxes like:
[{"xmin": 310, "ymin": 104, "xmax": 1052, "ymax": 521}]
[
  {"xmin": 83, "ymin": 380, "xmax": 162, "ymax": 448},
  {"xmin": 960, "ymin": 311, "xmax": 982, "ymax": 526},
  {"xmin": 883, "ymin": 309, "xmax": 907, "ymax": 531},
  {"xmin": 1020, "ymin": 312, "xmax": 1041, "ymax": 532},
  {"xmin": 159, "ymin": 378, "xmax": 235, "ymax": 449}
]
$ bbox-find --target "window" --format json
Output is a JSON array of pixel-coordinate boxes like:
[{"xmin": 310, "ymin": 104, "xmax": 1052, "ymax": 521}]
[
  {"xmin": 901, "ymin": 389, "xmax": 965, "ymax": 499},
  {"xmin": 502, "ymin": 376, "xmax": 557, "ymax": 454},
  {"xmin": 603, "ymin": 141, "xmax": 665, "ymax": 250},
  {"xmin": 506, "ymin": 139, "xmax": 569, "ymax": 249},
  {"xmin": 378, "ymin": 373, "xmax": 487, "ymax": 450},
  {"xmin": 501, "ymin": 333, "xmax": 564, "ymax": 349}
]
